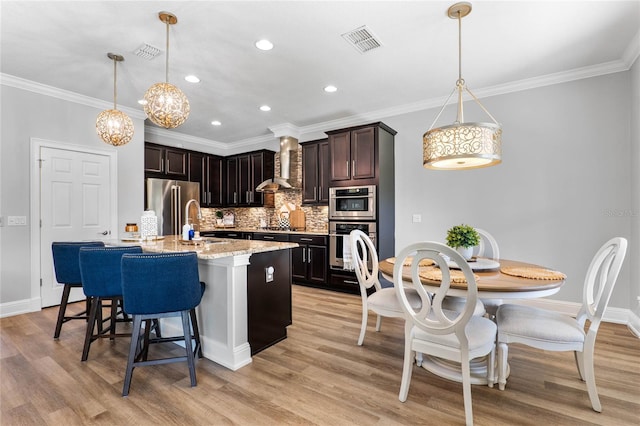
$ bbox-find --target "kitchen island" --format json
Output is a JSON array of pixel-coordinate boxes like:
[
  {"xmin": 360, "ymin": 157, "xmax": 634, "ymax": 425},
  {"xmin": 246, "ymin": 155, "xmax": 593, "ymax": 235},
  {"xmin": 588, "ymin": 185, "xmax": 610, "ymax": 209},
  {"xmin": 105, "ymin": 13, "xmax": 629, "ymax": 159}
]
[{"xmin": 118, "ymin": 236, "xmax": 297, "ymax": 370}]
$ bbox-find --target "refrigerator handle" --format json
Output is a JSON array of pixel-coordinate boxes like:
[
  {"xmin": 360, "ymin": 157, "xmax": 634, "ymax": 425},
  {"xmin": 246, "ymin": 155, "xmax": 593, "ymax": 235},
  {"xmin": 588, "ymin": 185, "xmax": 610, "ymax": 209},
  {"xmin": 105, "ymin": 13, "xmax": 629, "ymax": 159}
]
[
  {"xmin": 177, "ymin": 185, "xmax": 182, "ymax": 235},
  {"xmin": 171, "ymin": 185, "xmax": 177, "ymax": 236}
]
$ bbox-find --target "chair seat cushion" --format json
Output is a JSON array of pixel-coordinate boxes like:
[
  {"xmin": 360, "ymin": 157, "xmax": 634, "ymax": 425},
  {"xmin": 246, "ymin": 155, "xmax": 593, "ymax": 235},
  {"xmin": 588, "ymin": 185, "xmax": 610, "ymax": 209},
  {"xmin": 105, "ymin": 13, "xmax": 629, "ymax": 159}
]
[
  {"xmin": 497, "ymin": 304, "xmax": 585, "ymax": 345},
  {"xmin": 413, "ymin": 313, "xmax": 497, "ymax": 350},
  {"xmin": 368, "ymin": 287, "xmax": 421, "ymax": 312}
]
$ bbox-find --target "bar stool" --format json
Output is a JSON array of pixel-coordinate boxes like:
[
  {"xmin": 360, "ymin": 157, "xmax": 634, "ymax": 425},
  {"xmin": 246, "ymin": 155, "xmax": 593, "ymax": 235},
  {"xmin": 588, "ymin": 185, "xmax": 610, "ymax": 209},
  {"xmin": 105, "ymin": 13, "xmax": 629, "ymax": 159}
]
[
  {"xmin": 121, "ymin": 252, "xmax": 205, "ymax": 396},
  {"xmin": 51, "ymin": 241, "xmax": 104, "ymax": 339},
  {"xmin": 78, "ymin": 245, "xmax": 143, "ymax": 361}
]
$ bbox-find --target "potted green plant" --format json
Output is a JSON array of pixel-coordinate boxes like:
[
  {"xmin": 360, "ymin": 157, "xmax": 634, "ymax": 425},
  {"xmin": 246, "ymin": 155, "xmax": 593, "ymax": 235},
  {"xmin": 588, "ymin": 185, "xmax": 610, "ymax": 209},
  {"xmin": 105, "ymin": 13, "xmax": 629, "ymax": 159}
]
[
  {"xmin": 446, "ymin": 224, "xmax": 480, "ymax": 260},
  {"xmin": 215, "ymin": 210, "xmax": 224, "ymax": 227}
]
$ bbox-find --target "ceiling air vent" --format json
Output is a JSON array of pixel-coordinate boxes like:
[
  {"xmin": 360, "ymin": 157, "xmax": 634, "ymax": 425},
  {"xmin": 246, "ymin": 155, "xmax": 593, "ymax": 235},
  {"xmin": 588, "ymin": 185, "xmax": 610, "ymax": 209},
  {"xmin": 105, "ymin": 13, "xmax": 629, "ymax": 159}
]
[
  {"xmin": 341, "ymin": 25, "xmax": 382, "ymax": 54},
  {"xmin": 133, "ymin": 43, "xmax": 162, "ymax": 60}
]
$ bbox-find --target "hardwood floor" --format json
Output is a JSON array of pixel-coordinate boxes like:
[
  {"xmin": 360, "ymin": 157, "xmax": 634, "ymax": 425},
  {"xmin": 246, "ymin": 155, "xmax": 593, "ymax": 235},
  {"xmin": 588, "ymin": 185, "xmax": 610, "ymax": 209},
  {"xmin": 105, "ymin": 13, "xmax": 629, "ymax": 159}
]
[{"xmin": 2, "ymin": 285, "xmax": 639, "ymax": 425}]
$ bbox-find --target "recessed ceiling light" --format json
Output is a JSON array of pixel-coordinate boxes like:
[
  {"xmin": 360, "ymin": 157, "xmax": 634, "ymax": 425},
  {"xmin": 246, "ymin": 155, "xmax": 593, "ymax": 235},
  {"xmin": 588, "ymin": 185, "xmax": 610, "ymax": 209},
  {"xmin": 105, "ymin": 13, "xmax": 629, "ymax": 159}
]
[
  {"xmin": 185, "ymin": 75, "xmax": 200, "ymax": 83},
  {"xmin": 324, "ymin": 85, "xmax": 338, "ymax": 93},
  {"xmin": 260, "ymin": 105, "xmax": 271, "ymax": 112},
  {"xmin": 255, "ymin": 39, "xmax": 274, "ymax": 51},
  {"xmin": 138, "ymin": 99, "xmax": 148, "ymax": 105},
  {"xmin": 211, "ymin": 120, "xmax": 221, "ymax": 126}
]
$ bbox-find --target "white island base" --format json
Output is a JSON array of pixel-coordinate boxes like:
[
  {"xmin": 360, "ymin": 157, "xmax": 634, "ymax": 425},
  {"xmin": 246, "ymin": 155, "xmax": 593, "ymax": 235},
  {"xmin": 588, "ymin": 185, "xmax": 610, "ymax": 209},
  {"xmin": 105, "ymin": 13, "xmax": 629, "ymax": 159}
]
[{"xmin": 126, "ymin": 236, "xmax": 296, "ymax": 371}]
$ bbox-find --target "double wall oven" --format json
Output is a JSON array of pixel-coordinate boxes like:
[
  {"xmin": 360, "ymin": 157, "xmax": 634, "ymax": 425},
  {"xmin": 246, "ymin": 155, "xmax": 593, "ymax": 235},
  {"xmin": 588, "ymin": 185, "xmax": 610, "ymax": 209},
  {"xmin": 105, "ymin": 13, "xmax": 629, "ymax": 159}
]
[{"xmin": 329, "ymin": 185, "xmax": 377, "ymax": 270}]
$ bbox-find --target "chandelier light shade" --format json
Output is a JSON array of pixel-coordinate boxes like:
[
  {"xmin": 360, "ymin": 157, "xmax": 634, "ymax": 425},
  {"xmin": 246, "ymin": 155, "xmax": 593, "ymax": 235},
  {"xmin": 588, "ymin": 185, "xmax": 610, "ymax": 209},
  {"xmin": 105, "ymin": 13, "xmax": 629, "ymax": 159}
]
[
  {"xmin": 96, "ymin": 53, "xmax": 134, "ymax": 146},
  {"xmin": 143, "ymin": 11, "xmax": 190, "ymax": 129},
  {"xmin": 423, "ymin": 2, "xmax": 502, "ymax": 170}
]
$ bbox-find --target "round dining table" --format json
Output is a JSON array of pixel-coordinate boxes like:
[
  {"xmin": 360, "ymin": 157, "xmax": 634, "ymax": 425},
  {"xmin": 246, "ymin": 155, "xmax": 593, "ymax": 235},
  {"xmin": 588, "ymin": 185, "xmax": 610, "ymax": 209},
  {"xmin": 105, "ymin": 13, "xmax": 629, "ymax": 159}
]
[{"xmin": 378, "ymin": 257, "xmax": 566, "ymax": 385}]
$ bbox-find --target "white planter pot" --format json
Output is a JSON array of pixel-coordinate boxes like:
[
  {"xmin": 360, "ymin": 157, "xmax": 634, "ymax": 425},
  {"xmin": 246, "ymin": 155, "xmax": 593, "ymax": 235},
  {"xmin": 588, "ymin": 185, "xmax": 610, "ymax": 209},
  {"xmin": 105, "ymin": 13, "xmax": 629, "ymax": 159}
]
[{"xmin": 456, "ymin": 246, "xmax": 474, "ymax": 261}]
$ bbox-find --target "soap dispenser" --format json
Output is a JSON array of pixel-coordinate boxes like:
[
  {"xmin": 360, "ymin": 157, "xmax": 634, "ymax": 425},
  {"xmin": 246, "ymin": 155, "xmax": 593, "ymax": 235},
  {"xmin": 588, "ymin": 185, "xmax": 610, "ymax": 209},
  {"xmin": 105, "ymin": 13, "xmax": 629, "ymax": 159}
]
[{"xmin": 182, "ymin": 222, "xmax": 191, "ymax": 241}]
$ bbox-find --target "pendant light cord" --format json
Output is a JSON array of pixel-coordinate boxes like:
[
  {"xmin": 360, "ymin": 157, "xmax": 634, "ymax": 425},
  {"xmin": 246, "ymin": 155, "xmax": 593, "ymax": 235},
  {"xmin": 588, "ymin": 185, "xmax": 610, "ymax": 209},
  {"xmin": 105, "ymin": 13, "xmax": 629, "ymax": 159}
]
[
  {"xmin": 165, "ymin": 17, "xmax": 170, "ymax": 83},
  {"xmin": 112, "ymin": 56, "xmax": 117, "ymax": 110}
]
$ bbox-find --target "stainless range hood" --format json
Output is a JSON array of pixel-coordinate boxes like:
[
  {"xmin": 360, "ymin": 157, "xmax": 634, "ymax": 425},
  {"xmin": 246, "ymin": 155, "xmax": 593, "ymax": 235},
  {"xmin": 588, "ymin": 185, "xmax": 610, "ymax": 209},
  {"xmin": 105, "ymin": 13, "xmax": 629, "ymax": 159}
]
[{"xmin": 256, "ymin": 136, "xmax": 300, "ymax": 192}]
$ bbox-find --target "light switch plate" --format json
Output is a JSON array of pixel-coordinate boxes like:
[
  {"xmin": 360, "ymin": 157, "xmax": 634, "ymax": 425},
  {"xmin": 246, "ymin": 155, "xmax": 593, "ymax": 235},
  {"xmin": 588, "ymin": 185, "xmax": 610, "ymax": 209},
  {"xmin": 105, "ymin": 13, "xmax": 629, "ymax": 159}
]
[{"xmin": 7, "ymin": 216, "xmax": 27, "ymax": 226}]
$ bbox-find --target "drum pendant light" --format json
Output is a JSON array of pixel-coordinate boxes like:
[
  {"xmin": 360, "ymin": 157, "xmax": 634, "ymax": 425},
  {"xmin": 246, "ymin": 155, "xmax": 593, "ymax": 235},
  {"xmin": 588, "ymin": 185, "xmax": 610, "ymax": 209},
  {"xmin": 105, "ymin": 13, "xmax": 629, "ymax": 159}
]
[
  {"xmin": 423, "ymin": 2, "xmax": 502, "ymax": 170},
  {"xmin": 143, "ymin": 11, "xmax": 190, "ymax": 129},
  {"xmin": 96, "ymin": 53, "xmax": 134, "ymax": 146}
]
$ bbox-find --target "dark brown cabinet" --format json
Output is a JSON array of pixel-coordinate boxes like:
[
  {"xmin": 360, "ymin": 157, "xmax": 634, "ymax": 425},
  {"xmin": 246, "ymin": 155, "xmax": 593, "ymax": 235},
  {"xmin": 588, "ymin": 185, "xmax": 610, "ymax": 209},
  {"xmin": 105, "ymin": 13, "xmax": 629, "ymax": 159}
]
[
  {"xmin": 247, "ymin": 249, "xmax": 292, "ymax": 355},
  {"xmin": 327, "ymin": 126, "xmax": 375, "ymax": 185},
  {"xmin": 144, "ymin": 143, "xmax": 188, "ymax": 179},
  {"xmin": 302, "ymin": 139, "xmax": 329, "ymax": 205},
  {"xmin": 290, "ymin": 234, "xmax": 327, "ymax": 286},
  {"xmin": 225, "ymin": 150, "xmax": 274, "ymax": 207},
  {"xmin": 189, "ymin": 152, "xmax": 223, "ymax": 207}
]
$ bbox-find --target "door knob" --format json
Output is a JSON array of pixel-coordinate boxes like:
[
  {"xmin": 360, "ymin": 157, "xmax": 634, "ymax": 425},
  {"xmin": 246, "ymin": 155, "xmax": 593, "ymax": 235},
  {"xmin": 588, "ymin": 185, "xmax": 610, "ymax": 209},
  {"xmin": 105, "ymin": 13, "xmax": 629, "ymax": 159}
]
[{"xmin": 99, "ymin": 230, "xmax": 110, "ymax": 235}]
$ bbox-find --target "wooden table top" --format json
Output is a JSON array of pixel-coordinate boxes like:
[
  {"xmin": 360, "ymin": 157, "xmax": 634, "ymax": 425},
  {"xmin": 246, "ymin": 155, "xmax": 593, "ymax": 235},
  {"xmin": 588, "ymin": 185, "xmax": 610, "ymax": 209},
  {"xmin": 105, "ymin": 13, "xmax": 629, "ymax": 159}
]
[{"xmin": 379, "ymin": 258, "xmax": 565, "ymax": 297}]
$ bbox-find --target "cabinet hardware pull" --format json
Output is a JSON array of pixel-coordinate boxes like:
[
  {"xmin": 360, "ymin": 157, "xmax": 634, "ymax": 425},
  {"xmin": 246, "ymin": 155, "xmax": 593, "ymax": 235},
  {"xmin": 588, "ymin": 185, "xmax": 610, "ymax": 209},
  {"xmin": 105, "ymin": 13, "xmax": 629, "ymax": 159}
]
[
  {"xmin": 264, "ymin": 236, "xmax": 274, "ymax": 240},
  {"xmin": 313, "ymin": 187, "xmax": 317, "ymax": 200},
  {"xmin": 308, "ymin": 248, "xmax": 312, "ymax": 263},
  {"xmin": 346, "ymin": 160, "xmax": 349, "ymax": 176},
  {"xmin": 300, "ymin": 238, "xmax": 312, "ymax": 242},
  {"xmin": 352, "ymin": 160, "xmax": 355, "ymax": 177},
  {"xmin": 234, "ymin": 192, "xmax": 237, "ymax": 203},
  {"xmin": 344, "ymin": 280, "xmax": 359, "ymax": 285},
  {"xmin": 302, "ymin": 248, "xmax": 306, "ymax": 263}
]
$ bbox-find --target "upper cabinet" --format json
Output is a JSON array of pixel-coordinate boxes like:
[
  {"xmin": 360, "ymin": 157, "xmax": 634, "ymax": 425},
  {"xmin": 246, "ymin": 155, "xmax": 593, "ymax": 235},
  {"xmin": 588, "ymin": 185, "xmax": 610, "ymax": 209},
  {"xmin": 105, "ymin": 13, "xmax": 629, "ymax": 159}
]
[
  {"xmin": 301, "ymin": 139, "xmax": 329, "ymax": 205},
  {"xmin": 144, "ymin": 143, "xmax": 188, "ymax": 180},
  {"xmin": 189, "ymin": 152, "xmax": 223, "ymax": 208},
  {"xmin": 225, "ymin": 150, "xmax": 275, "ymax": 207},
  {"xmin": 326, "ymin": 122, "xmax": 396, "ymax": 187}
]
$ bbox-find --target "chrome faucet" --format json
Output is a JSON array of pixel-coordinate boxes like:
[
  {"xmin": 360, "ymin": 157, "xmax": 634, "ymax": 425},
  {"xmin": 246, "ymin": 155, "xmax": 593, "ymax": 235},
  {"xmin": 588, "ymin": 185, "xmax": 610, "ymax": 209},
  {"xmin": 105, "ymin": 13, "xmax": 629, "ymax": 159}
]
[{"xmin": 184, "ymin": 199, "xmax": 202, "ymax": 227}]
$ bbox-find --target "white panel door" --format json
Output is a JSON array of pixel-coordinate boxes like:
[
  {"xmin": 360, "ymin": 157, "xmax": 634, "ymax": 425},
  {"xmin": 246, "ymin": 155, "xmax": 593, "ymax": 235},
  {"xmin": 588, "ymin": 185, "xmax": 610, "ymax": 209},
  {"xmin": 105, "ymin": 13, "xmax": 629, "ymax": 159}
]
[{"xmin": 40, "ymin": 146, "xmax": 112, "ymax": 307}]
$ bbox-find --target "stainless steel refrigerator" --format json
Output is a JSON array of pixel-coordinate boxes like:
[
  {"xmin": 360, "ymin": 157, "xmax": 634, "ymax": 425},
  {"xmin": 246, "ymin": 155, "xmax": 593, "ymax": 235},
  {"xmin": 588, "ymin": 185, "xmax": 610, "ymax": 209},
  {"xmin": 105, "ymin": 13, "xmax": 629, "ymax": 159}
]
[{"xmin": 145, "ymin": 178, "xmax": 200, "ymax": 236}]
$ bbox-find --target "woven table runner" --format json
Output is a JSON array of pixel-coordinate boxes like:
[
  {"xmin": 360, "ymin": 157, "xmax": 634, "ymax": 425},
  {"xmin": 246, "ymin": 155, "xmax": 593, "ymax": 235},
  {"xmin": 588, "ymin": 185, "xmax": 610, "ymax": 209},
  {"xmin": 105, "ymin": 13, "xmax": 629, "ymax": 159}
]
[
  {"xmin": 419, "ymin": 266, "xmax": 479, "ymax": 284},
  {"xmin": 500, "ymin": 266, "xmax": 566, "ymax": 280},
  {"xmin": 386, "ymin": 256, "xmax": 434, "ymax": 267}
]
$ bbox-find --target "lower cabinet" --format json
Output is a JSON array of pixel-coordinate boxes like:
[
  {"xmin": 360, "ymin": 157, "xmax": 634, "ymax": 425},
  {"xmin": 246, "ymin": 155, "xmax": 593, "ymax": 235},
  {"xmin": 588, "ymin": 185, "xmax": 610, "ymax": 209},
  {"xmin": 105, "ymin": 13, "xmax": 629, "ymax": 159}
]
[
  {"xmin": 290, "ymin": 234, "xmax": 327, "ymax": 286},
  {"xmin": 247, "ymin": 249, "xmax": 292, "ymax": 355},
  {"xmin": 327, "ymin": 271, "xmax": 360, "ymax": 295}
]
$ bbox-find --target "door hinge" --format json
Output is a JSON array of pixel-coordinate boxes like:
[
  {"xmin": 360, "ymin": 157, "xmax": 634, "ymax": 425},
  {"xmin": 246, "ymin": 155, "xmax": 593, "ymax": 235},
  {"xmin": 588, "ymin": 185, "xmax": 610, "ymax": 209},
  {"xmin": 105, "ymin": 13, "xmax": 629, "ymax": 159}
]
[
  {"xmin": 40, "ymin": 278, "xmax": 43, "ymax": 287},
  {"xmin": 37, "ymin": 158, "xmax": 44, "ymax": 168}
]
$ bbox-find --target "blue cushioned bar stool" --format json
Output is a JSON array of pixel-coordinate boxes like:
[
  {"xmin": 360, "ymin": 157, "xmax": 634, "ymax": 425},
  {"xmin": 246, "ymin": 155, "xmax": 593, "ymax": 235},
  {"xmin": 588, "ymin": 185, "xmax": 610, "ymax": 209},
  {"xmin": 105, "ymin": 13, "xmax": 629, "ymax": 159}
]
[
  {"xmin": 51, "ymin": 241, "xmax": 105, "ymax": 339},
  {"xmin": 78, "ymin": 245, "xmax": 144, "ymax": 361},
  {"xmin": 121, "ymin": 252, "xmax": 204, "ymax": 396}
]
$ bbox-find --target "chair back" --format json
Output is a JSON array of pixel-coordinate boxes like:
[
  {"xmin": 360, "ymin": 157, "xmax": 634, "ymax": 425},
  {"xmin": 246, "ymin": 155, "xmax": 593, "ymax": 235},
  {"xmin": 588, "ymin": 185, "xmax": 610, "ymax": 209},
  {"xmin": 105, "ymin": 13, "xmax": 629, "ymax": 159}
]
[
  {"xmin": 121, "ymin": 252, "xmax": 202, "ymax": 315},
  {"xmin": 474, "ymin": 228, "xmax": 499, "ymax": 260},
  {"xmin": 79, "ymin": 246, "xmax": 142, "ymax": 298},
  {"xmin": 394, "ymin": 242, "xmax": 478, "ymax": 341},
  {"xmin": 52, "ymin": 241, "xmax": 105, "ymax": 284},
  {"xmin": 350, "ymin": 230, "xmax": 381, "ymax": 293},
  {"xmin": 578, "ymin": 237, "xmax": 627, "ymax": 327}
]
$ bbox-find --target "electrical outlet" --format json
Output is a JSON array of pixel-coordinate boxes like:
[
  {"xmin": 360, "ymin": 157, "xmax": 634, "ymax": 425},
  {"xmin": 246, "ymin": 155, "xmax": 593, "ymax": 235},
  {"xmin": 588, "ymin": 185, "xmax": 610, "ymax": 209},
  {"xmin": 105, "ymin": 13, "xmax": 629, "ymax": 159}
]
[
  {"xmin": 412, "ymin": 214, "xmax": 422, "ymax": 223},
  {"xmin": 265, "ymin": 266, "xmax": 274, "ymax": 283}
]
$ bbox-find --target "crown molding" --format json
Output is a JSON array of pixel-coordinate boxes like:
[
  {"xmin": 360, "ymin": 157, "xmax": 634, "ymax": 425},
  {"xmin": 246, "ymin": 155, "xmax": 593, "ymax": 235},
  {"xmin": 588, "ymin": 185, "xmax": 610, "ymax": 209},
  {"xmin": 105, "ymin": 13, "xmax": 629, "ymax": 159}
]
[
  {"xmin": 0, "ymin": 73, "xmax": 146, "ymax": 119},
  {"xmin": 143, "ymin": 126, "xmax": 228, "ymax": 149},
  {"xmin": 3, "ymin": 46, "xmax": 636, "ymax": 147}
]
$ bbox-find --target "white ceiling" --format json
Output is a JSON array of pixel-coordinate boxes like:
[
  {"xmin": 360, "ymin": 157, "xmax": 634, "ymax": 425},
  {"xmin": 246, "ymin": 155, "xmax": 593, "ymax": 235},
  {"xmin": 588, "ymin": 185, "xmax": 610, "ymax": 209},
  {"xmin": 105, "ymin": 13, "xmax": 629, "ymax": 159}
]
[{"xmin": 1, "ymin": 1, "xmax": 639, "ymax": 147}]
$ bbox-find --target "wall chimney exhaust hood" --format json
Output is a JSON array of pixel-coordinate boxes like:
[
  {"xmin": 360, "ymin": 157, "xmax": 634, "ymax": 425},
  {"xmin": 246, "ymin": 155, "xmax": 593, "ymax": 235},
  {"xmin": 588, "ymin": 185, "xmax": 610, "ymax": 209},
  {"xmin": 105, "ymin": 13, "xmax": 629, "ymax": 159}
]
[{"xmin": 256, "ymin": 135, "xmax": 300, "ymax": 192}]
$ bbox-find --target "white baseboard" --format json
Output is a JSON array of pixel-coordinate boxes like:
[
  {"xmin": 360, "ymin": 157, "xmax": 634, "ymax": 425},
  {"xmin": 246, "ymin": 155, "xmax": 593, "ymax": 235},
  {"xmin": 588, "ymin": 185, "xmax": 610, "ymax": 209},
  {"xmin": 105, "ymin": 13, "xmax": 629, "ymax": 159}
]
[
  {"xmin": 509, "ymin": 298, "xmax": 632, "ymax": 325},
  {"xmin": 628, "ymin": 311, "xmax": 640, "ymax": 338},
  {"xmin": 0, "ymin": 297, "xmax": 42, "ymax": 318}
]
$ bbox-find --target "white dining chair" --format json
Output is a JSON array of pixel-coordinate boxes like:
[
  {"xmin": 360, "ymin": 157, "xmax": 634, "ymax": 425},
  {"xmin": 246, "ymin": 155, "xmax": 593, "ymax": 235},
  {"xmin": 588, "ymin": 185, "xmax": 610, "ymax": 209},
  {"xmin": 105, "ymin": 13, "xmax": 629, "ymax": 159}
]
[
  {"xmin": 496, "ymin": 237, "xmax": 627, "ymax": 412},
  {"xmin": 394, "ymin": 241, "xmax": 497, "ymax": 426},
  {"xmin": 473, "ymin": 228, "xmax": 500, "ymax": 260},
  {"xmin": 350, "ymin": 230, "xmax": 421, "ymax": 346}
]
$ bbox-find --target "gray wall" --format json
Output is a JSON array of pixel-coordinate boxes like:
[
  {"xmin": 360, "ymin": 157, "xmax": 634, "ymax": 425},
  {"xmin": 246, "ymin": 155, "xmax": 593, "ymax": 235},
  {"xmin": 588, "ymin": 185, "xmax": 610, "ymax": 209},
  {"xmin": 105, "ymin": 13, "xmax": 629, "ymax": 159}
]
[
  {"xmin": 384, "ymin": 71, "xmax": 633, "ymax": 309},
  {"xmin": 0, "ymin": 85, "xmax": 144, "ymax": 305},
  {"xmin": 631, "ymin": 56, "xmax": 640, "ymax": 318}
]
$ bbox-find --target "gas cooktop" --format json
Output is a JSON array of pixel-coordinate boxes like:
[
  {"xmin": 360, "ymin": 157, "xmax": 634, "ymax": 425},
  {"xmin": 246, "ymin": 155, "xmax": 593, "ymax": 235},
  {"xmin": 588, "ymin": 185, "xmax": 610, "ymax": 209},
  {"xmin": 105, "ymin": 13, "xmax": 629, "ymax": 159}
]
[{"xmin": 258, "ymin": 226, "xmax": 305, "ymax": 232}]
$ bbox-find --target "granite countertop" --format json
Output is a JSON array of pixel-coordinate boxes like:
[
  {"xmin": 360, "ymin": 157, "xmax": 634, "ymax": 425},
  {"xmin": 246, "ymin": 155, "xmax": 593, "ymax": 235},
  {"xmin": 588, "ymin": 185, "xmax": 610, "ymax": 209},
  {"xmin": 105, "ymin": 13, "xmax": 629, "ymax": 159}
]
[
  {"xmin": 113, "ymin": 235, "xmax": 298, "ymax": 260},
  {"xmin": 201, "ymin": 227, "xmax": 328, "ymax": 236}
]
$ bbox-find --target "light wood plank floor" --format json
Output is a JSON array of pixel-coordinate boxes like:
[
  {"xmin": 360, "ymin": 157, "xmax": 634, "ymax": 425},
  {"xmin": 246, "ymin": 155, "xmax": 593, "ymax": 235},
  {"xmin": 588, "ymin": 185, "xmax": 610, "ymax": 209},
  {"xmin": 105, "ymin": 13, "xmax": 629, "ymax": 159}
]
[{"xmin": 2, "ymin": 285, "xmax": 639, "ymax": 425}]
